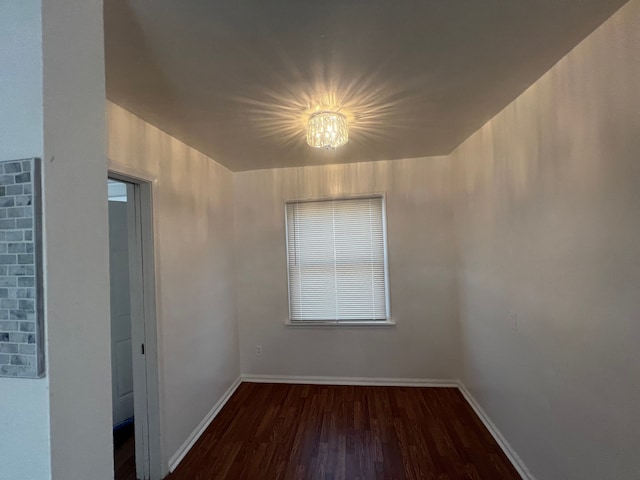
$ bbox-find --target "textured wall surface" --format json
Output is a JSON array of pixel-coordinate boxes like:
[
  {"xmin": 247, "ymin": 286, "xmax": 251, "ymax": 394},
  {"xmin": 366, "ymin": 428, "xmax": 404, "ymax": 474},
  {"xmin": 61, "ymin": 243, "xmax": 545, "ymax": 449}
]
[
  {"xmin": 0, "ymin": 158, "xmax": 43, "ymax": 378},
  {"xmin": 451, "ymin": 1, "xmax": 640, "ymax": 478}
]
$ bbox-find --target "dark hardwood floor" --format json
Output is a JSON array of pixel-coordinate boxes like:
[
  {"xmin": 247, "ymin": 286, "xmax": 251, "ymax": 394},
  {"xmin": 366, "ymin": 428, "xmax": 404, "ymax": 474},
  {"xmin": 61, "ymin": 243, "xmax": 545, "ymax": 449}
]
[
  {"xmin": 114, "ymin": 422, "xmax": 137, "ymax": 480},
  {"xmin": 167, "ymin": 382, "xmax": 520, "ymax": 479}
]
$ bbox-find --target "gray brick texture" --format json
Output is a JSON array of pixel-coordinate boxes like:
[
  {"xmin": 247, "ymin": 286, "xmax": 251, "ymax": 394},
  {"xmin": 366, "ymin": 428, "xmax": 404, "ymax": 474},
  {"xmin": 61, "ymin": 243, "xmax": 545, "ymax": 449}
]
[{"xmin": 0, "ymin": 159, "xmax": 42, "ymax": 378}]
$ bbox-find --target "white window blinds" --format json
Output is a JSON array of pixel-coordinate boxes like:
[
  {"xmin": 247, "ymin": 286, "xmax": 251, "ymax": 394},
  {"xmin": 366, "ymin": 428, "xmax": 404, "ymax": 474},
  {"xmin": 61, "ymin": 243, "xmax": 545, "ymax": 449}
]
[{"xmin": 285, "ymin": 196, "xmax": 390, "ymax": 323}]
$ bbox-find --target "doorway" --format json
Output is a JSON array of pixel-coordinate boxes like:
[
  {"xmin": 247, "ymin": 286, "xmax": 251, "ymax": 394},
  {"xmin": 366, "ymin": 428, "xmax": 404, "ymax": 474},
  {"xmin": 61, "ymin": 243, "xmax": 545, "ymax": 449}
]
[{"xmin": 108, "ymin": 175, "xmax": 161, "ymax": 480}]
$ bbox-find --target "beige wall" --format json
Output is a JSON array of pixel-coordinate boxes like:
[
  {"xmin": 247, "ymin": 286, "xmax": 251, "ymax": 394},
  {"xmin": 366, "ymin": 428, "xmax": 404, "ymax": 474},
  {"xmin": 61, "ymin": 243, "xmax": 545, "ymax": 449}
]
[
  {"xmin": 41, "ymin": 1, "xmax": 111, "ymax": 479},
  {"xmin": 0, "ymin": 3, "xmax": 51, "ymax": 478},
  {"xmin": 107, "ymin": 102, "xmax": 240, "ymax": 472},
  {"xmin": 450, "ymin": 1, "xmax": 640, "ymax": 478},
  {"xmin": 0, "ymin": 1, "xmax": 43, "ymax": 162},
  {"xmin": 1, "ymin": 2, "xmax": 112, "ymax": 478},
  {"xmin": 234, "ymin": 157, "xmax": 460, "ymax": 380}
]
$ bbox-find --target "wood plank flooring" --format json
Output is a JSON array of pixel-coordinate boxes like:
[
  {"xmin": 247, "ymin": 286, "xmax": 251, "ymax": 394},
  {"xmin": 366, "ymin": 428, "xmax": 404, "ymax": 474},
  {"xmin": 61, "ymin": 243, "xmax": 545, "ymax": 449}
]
[
  {"xmin": 114, "ymin": 423, "xmax": 137, "ymax": 480},
  {"xmin": 167, "ymin": 383, "xmax": 520, "ymax": 479}
]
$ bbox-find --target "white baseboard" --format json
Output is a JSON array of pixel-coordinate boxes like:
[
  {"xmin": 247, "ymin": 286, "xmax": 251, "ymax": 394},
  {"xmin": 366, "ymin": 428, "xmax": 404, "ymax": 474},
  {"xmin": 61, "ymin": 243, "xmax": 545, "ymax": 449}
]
[
  {"xmin": 241, "ymin": 374, "xmax": 459, "ymax": 388},
  {"xmin": 457, "ymin": 381, "xmax": 534, "ymax": 480},
  {"xmin": 168, "ymin": 376, "xmax": 242, "ymax": 472}
]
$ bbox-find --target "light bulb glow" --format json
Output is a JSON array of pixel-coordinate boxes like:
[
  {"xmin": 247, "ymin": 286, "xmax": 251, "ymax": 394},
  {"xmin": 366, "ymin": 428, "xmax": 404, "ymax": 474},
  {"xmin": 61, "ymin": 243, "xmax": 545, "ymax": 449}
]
[{"xmin": 306, "ymin": 111, "xmax": 348, "ymax": 149}]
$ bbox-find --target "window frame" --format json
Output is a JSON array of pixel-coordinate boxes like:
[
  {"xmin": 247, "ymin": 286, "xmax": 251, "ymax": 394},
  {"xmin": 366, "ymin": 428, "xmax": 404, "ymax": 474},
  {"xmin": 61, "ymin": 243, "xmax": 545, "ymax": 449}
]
[{"xmin": 283, "ymin": 194, "xmax": 393, "ymax": 327}]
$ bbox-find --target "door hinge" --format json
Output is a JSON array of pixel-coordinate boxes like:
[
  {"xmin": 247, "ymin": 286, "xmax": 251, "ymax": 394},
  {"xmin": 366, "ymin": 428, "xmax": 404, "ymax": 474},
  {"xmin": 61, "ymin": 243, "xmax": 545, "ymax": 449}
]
[{"xmin": 141, "ymin": 343, "xmax": 145, "ymax": 355}]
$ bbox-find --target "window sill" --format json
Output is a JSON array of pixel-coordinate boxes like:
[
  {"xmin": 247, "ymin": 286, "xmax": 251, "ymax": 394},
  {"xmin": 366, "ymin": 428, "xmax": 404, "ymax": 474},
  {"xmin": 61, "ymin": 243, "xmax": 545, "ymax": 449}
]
[{"xmin": 285, "ymin": 319, "xmax": 396, "ymax": 328}]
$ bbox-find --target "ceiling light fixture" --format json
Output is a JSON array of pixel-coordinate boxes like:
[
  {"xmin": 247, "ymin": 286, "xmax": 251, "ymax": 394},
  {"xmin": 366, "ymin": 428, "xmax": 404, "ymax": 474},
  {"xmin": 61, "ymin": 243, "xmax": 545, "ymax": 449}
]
[{"xmin": 306, "ymin": 111, "xmax": 348, "ymax": 149}]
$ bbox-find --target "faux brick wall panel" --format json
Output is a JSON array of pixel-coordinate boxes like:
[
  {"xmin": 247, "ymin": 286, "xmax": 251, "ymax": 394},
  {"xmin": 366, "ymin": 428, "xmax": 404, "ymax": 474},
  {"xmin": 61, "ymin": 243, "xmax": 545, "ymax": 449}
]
[{"xmin": 0, "ymin": 158, "xmax": 44, "ymax": 378}]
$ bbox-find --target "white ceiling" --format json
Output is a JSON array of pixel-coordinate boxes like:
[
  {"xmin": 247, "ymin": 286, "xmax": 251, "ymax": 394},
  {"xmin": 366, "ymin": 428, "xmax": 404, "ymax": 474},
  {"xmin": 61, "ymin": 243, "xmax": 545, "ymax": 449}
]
[{"xmin": 105, "ymin": 0, "xmax": 626, "ymax": 171}]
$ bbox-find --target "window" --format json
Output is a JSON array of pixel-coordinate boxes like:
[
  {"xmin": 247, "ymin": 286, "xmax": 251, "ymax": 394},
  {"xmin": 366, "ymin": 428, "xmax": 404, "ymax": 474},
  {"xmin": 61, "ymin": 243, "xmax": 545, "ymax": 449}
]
[{"xmin": 285, "ymin": 195, "xmax": 391, "ymax": 324}]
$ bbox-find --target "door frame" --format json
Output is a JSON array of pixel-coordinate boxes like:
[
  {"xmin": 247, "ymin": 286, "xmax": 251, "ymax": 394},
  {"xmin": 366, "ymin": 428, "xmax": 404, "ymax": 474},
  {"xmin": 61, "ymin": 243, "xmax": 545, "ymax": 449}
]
[{"xmin": 109, "ymin": 170, "xmax": 162, "ymax": 480}]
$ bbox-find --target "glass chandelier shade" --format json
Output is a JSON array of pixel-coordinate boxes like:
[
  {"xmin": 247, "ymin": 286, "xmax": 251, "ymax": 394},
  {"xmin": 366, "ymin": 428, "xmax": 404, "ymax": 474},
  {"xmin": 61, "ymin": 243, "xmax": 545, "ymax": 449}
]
[{"xmin": 306, "ymin": 111, "xmax": 349, "ymax": 149}]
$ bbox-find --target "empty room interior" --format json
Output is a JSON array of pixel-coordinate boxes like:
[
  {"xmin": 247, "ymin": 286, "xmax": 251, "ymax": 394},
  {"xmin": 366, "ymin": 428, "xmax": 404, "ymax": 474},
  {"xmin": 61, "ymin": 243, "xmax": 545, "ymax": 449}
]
[{"xmin": 1, "ymin": 0, "xmax": 639, "ymax": 479}]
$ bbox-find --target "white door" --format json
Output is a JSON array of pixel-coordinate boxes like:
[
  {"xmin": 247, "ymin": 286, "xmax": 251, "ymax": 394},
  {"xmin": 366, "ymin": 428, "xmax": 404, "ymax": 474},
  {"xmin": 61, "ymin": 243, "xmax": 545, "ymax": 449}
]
[{"xmin": 109, "ymin": 200, "xmax": 135, "ymax": 427}]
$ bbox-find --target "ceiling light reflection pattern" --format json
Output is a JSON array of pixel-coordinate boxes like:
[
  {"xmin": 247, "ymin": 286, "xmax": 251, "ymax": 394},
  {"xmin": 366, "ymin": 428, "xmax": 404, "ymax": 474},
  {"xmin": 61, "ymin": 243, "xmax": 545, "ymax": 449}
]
[{"xmin": 230, "ymin": 54, "xmax": 417, "ymax": 152}]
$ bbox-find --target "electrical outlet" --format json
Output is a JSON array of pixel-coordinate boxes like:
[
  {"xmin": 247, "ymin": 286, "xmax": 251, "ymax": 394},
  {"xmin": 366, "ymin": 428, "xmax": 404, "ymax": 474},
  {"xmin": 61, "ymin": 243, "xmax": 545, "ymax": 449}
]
[
  {"xmin": 256, "ymin": 345, "xmax": 263, "ymax": 356},
  {"xmin": 509, "ymin": 312, "xmax": 518, "ymax": 332}
]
